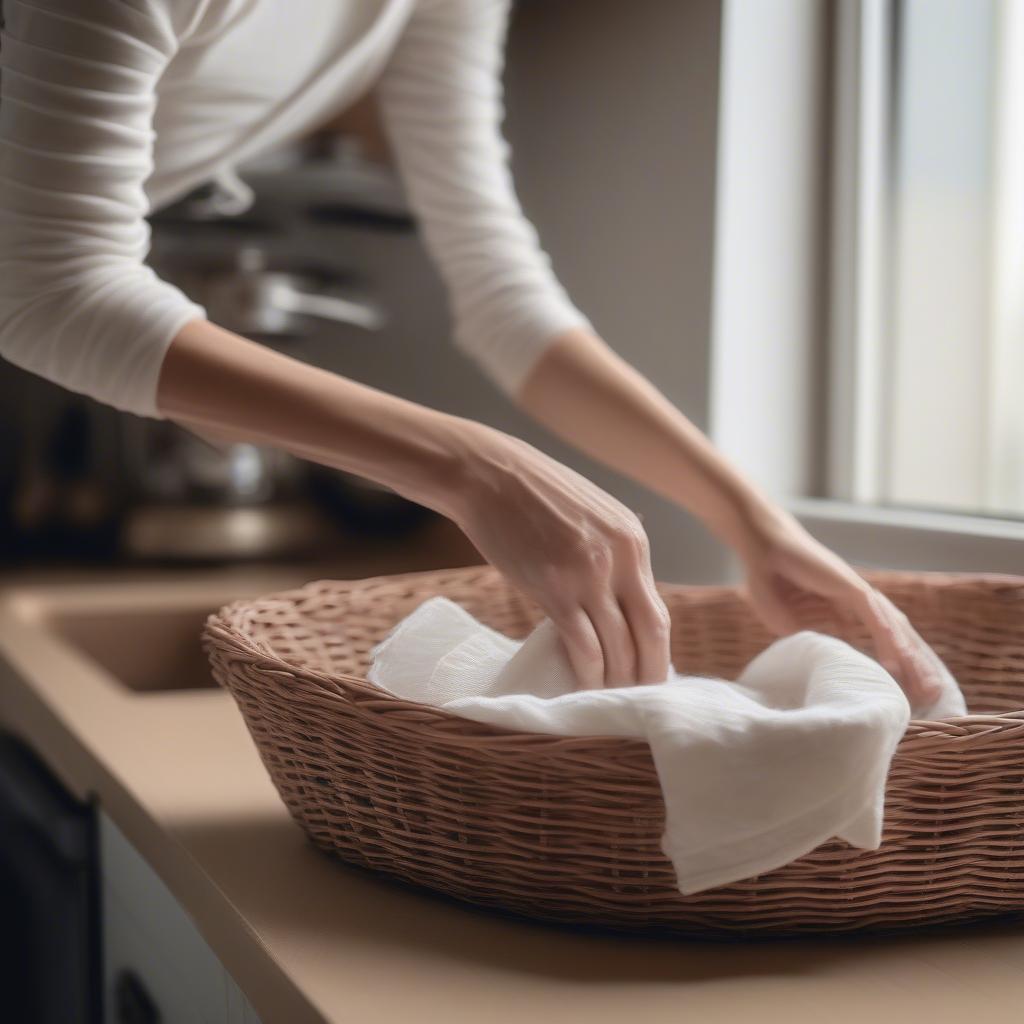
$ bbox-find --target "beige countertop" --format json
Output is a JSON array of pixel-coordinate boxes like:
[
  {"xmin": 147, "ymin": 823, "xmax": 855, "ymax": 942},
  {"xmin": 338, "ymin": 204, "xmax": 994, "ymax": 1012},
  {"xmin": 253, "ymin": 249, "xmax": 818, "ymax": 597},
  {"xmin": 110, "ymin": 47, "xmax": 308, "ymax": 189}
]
[{"xmin": 2, "ymin": 542, "xmax": 1024, "ymax": 1023}]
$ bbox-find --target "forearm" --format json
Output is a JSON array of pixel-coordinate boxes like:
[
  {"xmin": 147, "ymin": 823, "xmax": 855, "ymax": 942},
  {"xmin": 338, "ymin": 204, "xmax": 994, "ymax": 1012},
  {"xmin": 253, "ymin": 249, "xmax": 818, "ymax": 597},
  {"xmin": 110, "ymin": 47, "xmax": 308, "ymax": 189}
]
[
  {"xmin": 517, "ymin": 327, "xmax": 776, "ymax": 558},
  {"xmin": 156, "ymin": 320, "xmax": 472, "ymax": 518},
  {"xmin": 157, "ymin": 319, "xmax": 675, "ymax": 687}
]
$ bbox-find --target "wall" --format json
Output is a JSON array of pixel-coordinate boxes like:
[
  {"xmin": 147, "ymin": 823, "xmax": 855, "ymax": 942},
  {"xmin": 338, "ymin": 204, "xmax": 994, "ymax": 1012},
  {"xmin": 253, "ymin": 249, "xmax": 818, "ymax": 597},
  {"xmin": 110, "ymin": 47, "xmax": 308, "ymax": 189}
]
[
  {"xmin": 337, "ymin": 0, "xmax": 728, "ymax": 583},
  {"xmin": 505, "ymin": 0, "xmax": 727, "ymax": 583}
]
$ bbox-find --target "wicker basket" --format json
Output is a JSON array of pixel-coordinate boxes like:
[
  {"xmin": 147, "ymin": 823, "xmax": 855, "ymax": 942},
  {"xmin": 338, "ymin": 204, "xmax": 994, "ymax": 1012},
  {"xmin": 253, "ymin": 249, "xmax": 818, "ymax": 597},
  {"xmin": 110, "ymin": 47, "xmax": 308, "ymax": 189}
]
[{"xmin": 204, "ymin": 566, "xmax": 1024, "ymax": 935}]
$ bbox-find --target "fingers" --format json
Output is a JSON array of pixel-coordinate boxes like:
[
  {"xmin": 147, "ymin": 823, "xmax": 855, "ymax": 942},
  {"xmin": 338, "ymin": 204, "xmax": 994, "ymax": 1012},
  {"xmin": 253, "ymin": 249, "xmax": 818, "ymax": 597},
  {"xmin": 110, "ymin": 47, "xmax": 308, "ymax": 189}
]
[
  {"xmin": 618, "ymin": 575, "xmax": 672, "ymax": 683},
  {"xmin": 600, "ymin": 519, "xmax": 671, "ymax": 685},
  {"xmin": 585, "ymin": 597, "xmax": 637, "ymax": 686},
  {"xmin": 551, "ymin": 607, "xmax": 605, "ymax": 690},
  {"xmin": 853, "ymin": 586, "xmax": 944, "ymax": 702},
  {"xmin": 853, "ymin": 586, "xmax": 905, "ymax": 679},
  {"xmin": 560, "ymin": 587, "xmax": 669, "ymax": 689},
  {"xmin": 547, "ymin": 516, "xmax": 669, "ymax": 689},
  {"xmin": 608, "ymin": 519, "xmax": 671, "ymax": 685}
]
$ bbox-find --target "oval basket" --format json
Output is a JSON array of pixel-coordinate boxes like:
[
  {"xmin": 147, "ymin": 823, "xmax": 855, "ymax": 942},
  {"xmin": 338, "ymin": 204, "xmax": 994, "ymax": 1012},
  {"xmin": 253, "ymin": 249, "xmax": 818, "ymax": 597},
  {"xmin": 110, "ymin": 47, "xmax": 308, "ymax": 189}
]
[{"xmin": 203, "ymin": 565, "xmax": 1024, "ymax": 935}]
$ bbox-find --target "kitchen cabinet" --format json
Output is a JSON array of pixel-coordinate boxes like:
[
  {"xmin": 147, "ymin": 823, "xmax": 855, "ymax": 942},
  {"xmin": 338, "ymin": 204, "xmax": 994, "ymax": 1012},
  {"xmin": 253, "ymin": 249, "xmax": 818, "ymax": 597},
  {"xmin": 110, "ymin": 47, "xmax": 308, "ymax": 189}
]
[
  {"xmin": 101, "ymin": 814, "xmax": 260, "ymax": 1024},
  {"xmin": 0, "ymin": 734, "xmax": 100, "ymax": 1022}
]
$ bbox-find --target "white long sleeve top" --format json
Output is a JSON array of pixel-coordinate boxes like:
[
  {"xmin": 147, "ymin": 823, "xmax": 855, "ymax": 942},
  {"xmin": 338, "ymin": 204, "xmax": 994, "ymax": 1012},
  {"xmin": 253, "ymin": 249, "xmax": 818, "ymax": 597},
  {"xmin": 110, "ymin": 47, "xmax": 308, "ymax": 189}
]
[{"xmin": 0, "ymin": 0, "xmax": 589, "ymax": 417}]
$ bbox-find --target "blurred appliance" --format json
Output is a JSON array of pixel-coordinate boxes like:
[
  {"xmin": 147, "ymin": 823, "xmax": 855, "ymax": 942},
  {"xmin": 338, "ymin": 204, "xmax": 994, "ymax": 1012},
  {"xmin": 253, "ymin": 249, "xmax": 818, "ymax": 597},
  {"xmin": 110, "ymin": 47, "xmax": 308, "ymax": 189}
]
[
  {"xmin": 0, "ymin": 134, "xmax": 436, "ymax": 565},
  {"xmin": 157, "ymin": 243, "xmax": 385, "ymax": 342},
  {"xmin": 117, "ymin": 423, "xmax": 330, "ymax": 562},
  {"xmin": 0, "ymin": 734, "xmax": 101, "ymax": 1024},
  {"xmin": 120, "ymin": 222, "xmax": 387, "ymax": 561},
  {"xmin": 2, "ymin": 381, "xmax": 124, "ymax": 563}
]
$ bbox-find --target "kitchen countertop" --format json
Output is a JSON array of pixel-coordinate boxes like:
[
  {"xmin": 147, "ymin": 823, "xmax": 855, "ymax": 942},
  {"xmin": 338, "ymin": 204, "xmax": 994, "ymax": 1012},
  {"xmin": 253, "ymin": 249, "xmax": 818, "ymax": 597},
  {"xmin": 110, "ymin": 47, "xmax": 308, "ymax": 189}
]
[{"xmin": 2, "ymin": 543, "xmax": 1024, "ymax": 1023}]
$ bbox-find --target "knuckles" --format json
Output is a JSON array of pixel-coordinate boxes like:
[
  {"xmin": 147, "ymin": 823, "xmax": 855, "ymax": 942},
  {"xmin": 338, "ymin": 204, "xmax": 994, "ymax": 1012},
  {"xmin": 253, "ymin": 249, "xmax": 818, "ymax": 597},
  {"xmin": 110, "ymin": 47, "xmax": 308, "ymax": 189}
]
[
  {"xmin": 651, "ymin": 601, "xmax": 673, "ymax": 637},
  {"xmin": 578, "ymin": 540, "xmax": 614, "ymax": 577},
  {"xmin": 571, "ymin": 519, "xmax": 651, "ymax": 577},
  {"xmin": 612, "ymin": 517, "xmax": 650, "ymax": 559}
]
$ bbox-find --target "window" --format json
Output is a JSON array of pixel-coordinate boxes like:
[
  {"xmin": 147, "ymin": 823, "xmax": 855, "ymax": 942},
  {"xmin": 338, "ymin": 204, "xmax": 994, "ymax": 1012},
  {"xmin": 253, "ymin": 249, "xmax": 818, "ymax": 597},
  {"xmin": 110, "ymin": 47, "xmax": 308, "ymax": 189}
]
[{"xmin": 829, "ymin": 0, "xmax": 1024, "ymax": 519}]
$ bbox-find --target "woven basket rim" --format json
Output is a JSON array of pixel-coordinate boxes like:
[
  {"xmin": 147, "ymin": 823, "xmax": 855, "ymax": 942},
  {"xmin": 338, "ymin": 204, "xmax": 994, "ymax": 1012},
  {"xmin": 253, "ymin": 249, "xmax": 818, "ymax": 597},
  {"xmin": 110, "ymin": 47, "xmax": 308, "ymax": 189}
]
[
  {"xmin": 203, "ymin": 565, "xmax": 1024, "ymax": 746},
  {"xmin": 205, "ymin": 611, "xmax": 657, "ymax": 751}
]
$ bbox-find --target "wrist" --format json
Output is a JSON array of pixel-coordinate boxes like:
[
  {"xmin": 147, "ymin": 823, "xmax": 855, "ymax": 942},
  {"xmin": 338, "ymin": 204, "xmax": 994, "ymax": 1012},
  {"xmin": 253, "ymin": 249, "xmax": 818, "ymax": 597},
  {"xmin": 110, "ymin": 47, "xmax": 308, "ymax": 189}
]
[
  {"xmin": 373, "ymin": 412, "xmax": 468, "ymax": 520},
  {"xmin": 388, "ymin": 414, "xmax": 507, "ymax": 523},
  {"xmin": 689, "ymin": 467, "xmax": 787, "ymax": 563}
]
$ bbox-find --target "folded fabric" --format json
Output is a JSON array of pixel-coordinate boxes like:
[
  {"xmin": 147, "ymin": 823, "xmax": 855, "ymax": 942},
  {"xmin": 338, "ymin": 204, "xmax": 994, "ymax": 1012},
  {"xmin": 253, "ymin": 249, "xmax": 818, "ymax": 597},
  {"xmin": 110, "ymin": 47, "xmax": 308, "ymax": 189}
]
[{"xmin": 367, "ymin": 597, "xmax": 966, "ymax": 894}]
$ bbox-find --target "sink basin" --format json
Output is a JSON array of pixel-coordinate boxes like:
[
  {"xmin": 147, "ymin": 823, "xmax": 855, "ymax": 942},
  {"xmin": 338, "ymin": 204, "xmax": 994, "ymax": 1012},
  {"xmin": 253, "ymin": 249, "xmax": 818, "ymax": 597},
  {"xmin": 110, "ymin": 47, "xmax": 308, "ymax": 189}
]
[
  {"xmin": 0, "ymin": 573, "xmax": 317, "ymax": 694},
  {"xmin": 0, "ymin": 525, "xmax": 482, "ymax": 697},
  {"xmin": 45, "ymin": 603, "xmax": 220, "ymax": 693}
]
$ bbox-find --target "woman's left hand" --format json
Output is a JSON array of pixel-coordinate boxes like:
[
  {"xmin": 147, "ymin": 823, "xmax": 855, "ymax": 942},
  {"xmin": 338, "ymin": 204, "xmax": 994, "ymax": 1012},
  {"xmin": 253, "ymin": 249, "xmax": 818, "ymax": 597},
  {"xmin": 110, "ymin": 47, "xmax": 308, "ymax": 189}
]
[{"xmin": 738, "ymin": 504, "xmax": 947, "ymax": 706}]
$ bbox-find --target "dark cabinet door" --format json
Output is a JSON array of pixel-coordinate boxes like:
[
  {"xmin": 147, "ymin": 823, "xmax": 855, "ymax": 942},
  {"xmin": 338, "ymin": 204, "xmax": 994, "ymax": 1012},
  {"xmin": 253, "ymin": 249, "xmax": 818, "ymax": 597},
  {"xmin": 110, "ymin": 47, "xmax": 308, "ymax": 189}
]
[{"xmin": 0, "ymin": 733, "xmax": 101, "ymax": 1023}]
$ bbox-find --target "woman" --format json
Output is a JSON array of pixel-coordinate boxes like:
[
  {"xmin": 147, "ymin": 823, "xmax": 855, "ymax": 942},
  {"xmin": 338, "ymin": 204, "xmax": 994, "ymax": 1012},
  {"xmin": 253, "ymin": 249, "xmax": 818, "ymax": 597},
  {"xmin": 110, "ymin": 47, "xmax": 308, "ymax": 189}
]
[{"xmin": 0, "ymin": 0, "xmax": 944, "ymax": 698}]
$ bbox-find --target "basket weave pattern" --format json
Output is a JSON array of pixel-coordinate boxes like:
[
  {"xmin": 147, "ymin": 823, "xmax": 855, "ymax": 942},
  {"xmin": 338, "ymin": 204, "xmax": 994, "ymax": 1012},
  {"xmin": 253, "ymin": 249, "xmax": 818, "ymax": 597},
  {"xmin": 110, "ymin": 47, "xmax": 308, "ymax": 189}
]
[{"xmin": 204, "ymin": 566, "xmax": 1024, "ymax": 934}]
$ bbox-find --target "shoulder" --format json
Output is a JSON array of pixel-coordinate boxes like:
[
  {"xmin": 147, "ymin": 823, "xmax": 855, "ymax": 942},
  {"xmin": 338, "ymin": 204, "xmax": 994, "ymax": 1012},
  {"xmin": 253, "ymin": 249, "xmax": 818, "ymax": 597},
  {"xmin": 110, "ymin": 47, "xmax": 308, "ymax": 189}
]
[{"xmin": 3, "ymin": 0, "xmax": 225, "ymax": 51}]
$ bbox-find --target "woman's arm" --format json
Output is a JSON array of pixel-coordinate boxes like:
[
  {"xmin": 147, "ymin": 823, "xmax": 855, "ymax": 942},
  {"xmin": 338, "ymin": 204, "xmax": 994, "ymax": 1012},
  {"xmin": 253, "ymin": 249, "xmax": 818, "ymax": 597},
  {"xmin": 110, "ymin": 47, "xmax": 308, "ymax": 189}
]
[
  {"xmin": 158, "ymin": 320, "xmax": 672, "ymax": 688},
  {"xmin": 0, "ymin": 0, "xmax": 205, "ymax": 416},
  {"xmin": 375, "ymin": 0, "xmax": 591, "ymax": 396},
  {"xmin": 518, "ymin": 326, "xmax": 948, "ymax": 705}
]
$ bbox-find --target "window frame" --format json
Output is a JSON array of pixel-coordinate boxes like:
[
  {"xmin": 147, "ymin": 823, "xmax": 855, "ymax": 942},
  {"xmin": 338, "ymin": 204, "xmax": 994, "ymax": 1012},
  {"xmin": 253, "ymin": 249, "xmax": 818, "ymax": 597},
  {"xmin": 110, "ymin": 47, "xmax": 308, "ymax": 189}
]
[{"xmin": 709, "ymin": 0, "xmax": 1024, "ymax": 574}]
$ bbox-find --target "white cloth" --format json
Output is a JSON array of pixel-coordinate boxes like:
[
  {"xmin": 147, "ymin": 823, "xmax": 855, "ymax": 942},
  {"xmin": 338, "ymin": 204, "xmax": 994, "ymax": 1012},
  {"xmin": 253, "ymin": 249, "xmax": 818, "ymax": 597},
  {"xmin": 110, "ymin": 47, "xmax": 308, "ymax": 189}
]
[
  {"xmin": 0, "ymin": 0, "xmax": 589, "ymax": 416},
  {"xmin": 368, "ymin": 597, "xmax": 967, "ymax": 894}
]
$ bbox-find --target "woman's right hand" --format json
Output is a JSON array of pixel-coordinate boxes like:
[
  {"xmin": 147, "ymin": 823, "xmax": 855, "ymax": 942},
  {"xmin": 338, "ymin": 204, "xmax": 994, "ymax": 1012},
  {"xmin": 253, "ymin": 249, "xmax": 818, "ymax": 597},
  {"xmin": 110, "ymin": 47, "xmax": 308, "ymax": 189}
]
[{"xmin": 443, "ymin": 423, "xmax": 672, "ymax": 689}]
